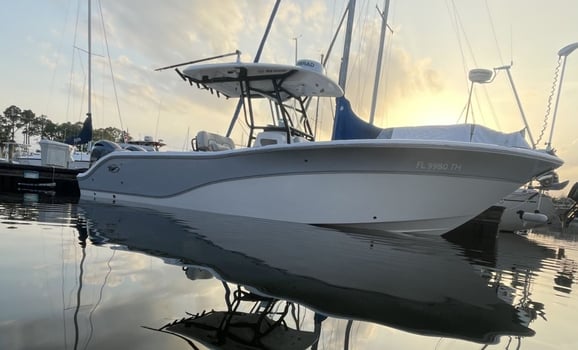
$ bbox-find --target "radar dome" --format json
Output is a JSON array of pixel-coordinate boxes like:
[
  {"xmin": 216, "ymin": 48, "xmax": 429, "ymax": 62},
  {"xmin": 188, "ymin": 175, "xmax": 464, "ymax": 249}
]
[
  {"xmin": 296, "ymin": 59, "xmax": 325, "ymax": 75},
  {"xmin": 468, "ymin": 68, "xmax": 494, "ymax": 84}
]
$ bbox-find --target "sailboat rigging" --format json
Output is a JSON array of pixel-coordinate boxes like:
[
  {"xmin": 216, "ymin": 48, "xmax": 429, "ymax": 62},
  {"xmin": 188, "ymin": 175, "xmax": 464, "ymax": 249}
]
[
  {"xmin": 65, "ymin": 0, "xmax": 95, "ymax": 148},
  {"xmin": 369, "ymin": 0, "xmax": 391, "ymax": 124}
]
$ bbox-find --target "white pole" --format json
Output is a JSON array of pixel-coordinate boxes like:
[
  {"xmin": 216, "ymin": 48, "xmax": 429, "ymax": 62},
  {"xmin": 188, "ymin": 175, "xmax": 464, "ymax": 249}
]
[
  {"xmin": 338, "ymin": 0, "xmax": 356, "ymax": 91},
  {"xmin": 504, "ymin": 67, "xmax": 535, "ymax": 148},
  {"xmin": 493, "ymin": 65, "xmax": 535, "ymax": 148},
  {"xmin": 546, "ymin": 42, "xmax": 578, "ymax": 151},
  {"xmin": 546, "ymin": 56, "xmax": 567, "ymax": 151},
  {"xmin": 369, "ymin": 0, "xmax": 390, "ymax": 125},
  {"xmin": 87, "ymin": 0, "xmax": 92, "ymax": 119}
]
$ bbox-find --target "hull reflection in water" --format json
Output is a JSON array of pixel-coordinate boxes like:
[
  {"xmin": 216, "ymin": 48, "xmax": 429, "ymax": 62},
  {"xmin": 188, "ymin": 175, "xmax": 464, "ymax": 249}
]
[
  {"xmin": 153, "ymin": 283, "xmax": 318, "ymax": 350},
  {"xmin": 79, "ymin": 202, "xmax": 534, "ymax": 345}
]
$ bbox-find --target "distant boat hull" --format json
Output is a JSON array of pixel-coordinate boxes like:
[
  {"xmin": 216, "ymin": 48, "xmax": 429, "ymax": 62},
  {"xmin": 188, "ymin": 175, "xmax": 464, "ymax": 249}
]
[
  {"xmin": 78, "ymin": 139, "xmax": 562, "ymax": 235},
  {"xmin": 14, "ymin": 138, "xmax": 90, "ymax": 170},
  {"xmin": 497, "ymin": 189, "xmax": 557, "ymax": 232},
  {"xmin": 14, "ymin": 156, "xmax": 89, "ymax": 170}
]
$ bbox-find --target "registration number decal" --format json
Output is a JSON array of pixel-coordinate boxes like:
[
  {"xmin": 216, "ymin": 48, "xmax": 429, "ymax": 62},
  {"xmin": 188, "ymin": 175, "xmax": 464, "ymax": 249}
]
[{"xmin": 416, "ymin": 161, "xmax": 462, "ymax": 172}]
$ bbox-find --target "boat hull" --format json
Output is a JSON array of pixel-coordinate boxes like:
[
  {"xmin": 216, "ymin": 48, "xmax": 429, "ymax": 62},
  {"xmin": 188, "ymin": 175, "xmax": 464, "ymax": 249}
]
[
  {"xmin": 497, "ymin": 189, "xmax": 557, "ymax": 232},
  {"xmin": 78, "ymin": 139, "xmax": 562, "ymax": 235}
]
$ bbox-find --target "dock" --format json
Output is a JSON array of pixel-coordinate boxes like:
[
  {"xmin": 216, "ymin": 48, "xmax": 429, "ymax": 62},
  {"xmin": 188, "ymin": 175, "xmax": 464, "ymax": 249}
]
[{"xmin": 0, "ymin": 162, "xmax": 82, "ymax": 196}]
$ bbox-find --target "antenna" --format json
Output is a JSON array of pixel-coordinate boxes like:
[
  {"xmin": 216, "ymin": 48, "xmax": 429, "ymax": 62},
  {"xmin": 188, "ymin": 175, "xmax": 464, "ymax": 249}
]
[
  {"xmin": 547, "ymin": 42, "xmax": 578, "ymax": 151},
  {"xmin": 154, "ymin": 50, "xmax": 242, "ymax": 71},
  {"xmin": 558, "ymin": 42, "xmax": 578, "ymax": 57}
]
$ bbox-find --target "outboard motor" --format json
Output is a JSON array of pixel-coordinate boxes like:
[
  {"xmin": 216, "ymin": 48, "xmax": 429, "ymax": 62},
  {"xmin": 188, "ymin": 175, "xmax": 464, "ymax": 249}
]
[
  {"xmin": 90, "ymin": 140, "xmax": 123, "ymax": 165},
  {"xmin": 123, "ymin": 144, "xmax": 147, "ymax": 152}
]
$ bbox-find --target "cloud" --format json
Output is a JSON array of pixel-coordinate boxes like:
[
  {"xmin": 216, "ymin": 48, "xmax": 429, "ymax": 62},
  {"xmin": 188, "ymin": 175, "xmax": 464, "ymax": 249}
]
[
  {"xmin": 99, "ymin": 0, "xmax": 251, "ymax": 66},
  {"xmin": 343, "ymin": 42, "xmax": 447, "ymax": 124},
  {"xmin": 40, "ymin": 54, "xmax": 59, "ymax": 70},
  {"xmin": 87, "ymin": 2, "xmax": 345, "ymax": 139},
  {"xmin": 26, "ymin": 1, "xmax": 455, "ymax": 147}
]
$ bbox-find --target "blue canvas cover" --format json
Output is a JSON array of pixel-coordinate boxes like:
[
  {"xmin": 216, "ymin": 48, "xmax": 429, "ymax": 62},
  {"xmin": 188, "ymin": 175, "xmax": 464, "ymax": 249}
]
[
  {"xmin": 332, "ymin": 97, "xmax": 530, "ymax": 149},
  {"xmin": 332, "ymin": 97, "xmax": 382, "ymax": 140}
]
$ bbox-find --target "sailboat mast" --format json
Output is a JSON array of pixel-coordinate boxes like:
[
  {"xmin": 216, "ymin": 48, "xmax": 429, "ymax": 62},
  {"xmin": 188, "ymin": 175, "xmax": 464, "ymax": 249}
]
[
  {"xmin": 369, "ymin": 0, "xmax": 390, "ymax": 124},
  {"xmin": 87, "ymin": 0, "xmax": 92, "ymax": 119},
  {"xmin": 338, "ymin": 0, "xmax": 356, "ymax": 91}
]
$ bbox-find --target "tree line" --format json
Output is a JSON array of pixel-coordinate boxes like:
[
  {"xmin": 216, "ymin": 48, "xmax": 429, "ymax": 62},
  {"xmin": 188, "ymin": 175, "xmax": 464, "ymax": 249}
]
[{"xmin": 0, "ymin": 105, "xmax": 125, "ymax": 145}]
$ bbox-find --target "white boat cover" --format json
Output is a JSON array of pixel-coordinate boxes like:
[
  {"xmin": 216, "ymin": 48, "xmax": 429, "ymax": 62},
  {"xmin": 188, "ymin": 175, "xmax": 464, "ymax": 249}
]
[{"xmin": 378, "ymin": 124, "xmax": 530, "ymax": 149}]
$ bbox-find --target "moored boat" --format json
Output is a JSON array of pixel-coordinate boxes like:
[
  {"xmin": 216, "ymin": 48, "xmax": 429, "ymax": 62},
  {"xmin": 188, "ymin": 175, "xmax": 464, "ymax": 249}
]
[
  {"xmin": 78, "ymin": 60, "xmax": 563, "ymax": 235},
  {"xmin": 497, "ymin": 188, "xmax": 557, "ymax": 232}
]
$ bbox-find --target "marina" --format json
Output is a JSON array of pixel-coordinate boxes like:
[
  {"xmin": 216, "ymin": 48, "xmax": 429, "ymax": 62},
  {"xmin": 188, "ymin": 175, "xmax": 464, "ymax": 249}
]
[
  {"xmin": 1, "ymin": 1, "xmax": 578, "ymax": 348},
  {"xmin": 2, "ymin": 1, "xmax": 576, "ymax": 228}
]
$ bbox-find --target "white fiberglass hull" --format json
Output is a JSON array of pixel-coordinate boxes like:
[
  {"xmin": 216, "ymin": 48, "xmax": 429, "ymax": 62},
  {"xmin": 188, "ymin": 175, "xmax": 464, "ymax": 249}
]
[
  {"xmin": 81, "ymin": 173, "xmax": 514, "ymax": 235},
  {"xmin": 78, "ymin": 139, "xmax": 563, "ymax": 235},
  {"xmin": 15, "ymin": 153, "xmax": 90, "ymax": 169}
]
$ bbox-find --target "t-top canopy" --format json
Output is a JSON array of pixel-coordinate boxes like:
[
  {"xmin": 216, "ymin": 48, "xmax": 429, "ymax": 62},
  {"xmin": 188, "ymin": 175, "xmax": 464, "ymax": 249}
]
[{"xmin": 180, "ymin": 62, "xmax": 343, "ymax": 101}]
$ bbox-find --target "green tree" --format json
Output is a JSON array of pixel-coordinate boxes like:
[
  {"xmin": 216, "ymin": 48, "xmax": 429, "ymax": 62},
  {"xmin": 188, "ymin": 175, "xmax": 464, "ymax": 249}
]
[
  {"xmin": 35, "ymin": 114, "xmax": 49, "ymax": 138},
  {"xmin": 0, "ymin": 112, "xmax": 10, "ymax": 141},
  {"xmin": 55, "ymin": 121, "xmax": 83, "ymax": 142},
  {"xmin": 94, "ymin": 127, "xmax": 123, "ymax": 142},
  {"xmin": 1, "ymin": 104, "xmax": 126, "ymax": 145},
  {"xmin": 20, "ymin": 109, "xmax": 36, "ymax": 144},
  {"xmin": 41, "ymin": 119, "xmax": 59, "ymax": 140},
  {"xmin": 3, "ymin": 105, "xmax": 23, "ymax": 141}
]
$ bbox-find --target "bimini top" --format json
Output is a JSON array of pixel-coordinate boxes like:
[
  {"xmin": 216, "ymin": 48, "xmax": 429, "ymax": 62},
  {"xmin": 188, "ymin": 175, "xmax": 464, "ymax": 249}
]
[{"xmin": 180, "ymin": 62, "xmax": 343, "ymax": 101}]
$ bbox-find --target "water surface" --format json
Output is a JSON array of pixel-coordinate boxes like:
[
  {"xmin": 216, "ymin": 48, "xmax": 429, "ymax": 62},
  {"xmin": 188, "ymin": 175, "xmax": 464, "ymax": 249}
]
[{"xmin": 1, "ymin": 193, "xmax": 577, "ymax": 349}]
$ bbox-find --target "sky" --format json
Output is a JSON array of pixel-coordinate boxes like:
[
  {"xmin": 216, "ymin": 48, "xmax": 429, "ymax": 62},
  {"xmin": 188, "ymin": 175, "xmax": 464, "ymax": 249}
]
[{"xmin": 1, "ymin": 0, "xmax": 577, "ymax": 195}]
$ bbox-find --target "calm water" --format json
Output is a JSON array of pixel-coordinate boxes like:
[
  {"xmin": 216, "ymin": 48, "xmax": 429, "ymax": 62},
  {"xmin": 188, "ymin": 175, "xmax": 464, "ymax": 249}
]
[{"xmin": 1, "ymin": 193, "xmax": 577, "ymax": 350}]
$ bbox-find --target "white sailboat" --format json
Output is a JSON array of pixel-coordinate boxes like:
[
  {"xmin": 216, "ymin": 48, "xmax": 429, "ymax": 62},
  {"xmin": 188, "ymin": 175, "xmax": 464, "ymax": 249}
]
[{"xmin": 14, "ymin": 0, "xmax": 96, "ymax": 171}]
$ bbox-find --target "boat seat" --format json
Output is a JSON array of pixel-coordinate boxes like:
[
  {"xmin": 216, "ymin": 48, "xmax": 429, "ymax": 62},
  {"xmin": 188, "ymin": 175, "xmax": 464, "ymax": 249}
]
[
  {"xmin": 254, "ymin": 130, "xmax": 311, "ymax": 147},
  {"xmin": 194, "ymin": 131, "xmax": 235, "ymax": 151}
]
